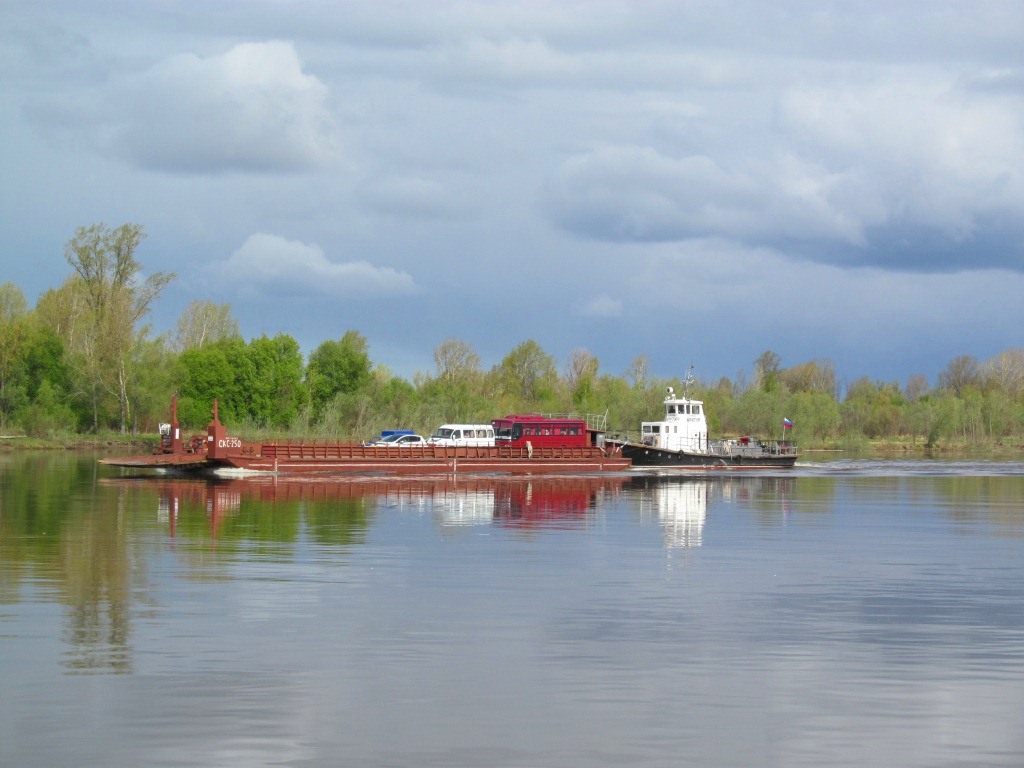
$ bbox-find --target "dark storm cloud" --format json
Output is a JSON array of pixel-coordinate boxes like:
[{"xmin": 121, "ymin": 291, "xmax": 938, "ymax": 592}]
[{"xmin": 544, "ymin": 75, "xmax": 1024, "ymax": 273}]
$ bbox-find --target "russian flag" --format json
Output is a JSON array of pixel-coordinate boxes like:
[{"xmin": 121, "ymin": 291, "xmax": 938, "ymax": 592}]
[{"xmin": 783, "ymin": 418, "xmax": 793, "ymax": 429}]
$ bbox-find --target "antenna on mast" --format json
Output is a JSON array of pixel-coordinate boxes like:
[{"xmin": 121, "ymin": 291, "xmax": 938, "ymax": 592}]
[{"xmin": 683, "ymin": 364, "xmax": 696, "ymax": 398}]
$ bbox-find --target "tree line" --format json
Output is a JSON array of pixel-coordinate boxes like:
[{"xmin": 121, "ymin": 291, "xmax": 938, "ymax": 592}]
[{"xmin": 3, "ymin": 223, "xmax": 1024, "ymax": 449}]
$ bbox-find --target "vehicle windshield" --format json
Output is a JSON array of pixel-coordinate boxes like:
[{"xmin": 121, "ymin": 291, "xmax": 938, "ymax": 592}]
[
  {"xmin": 431, "ymin": 428, "xmax": 455, "ymax": 439},
  {"xmin": 378, "ymin": 434, "xmax": 404, "ymax": 443}
]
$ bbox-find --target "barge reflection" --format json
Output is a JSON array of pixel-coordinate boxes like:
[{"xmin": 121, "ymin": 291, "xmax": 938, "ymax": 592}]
[
  {"xmin": 110, "ymin": 473, "xmax": 803, "ymax": 546},
  {"xmin": 105, "ymin": 474, "xmax": 632, "ymax": 537}
]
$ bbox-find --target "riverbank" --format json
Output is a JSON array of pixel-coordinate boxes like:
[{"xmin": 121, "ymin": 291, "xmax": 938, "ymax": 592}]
[{"xmin": 0, "ymin": 433, "xmax": 154, "ymax": 452}]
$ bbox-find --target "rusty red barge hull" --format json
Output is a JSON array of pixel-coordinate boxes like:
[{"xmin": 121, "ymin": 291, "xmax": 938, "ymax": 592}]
[
  {"xmin": 100, "ymin": 399, "xmax": 631, "ymax": 476},
  {"xmin": 102, "ymin": 441, "xmax": 631, "ymax": 476},
  {"xmin": 217, "ymin": 444, "xmax": 628, "ymax": 475}
]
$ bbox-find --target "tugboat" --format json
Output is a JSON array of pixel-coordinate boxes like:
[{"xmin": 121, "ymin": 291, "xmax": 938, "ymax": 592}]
[{"xmin": 606, "ymin": 374, "xmax": 798, "ymax": 470}]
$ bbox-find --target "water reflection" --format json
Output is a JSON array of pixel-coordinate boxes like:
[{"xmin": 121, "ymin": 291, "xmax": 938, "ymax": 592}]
[
  {"xmin": 627, "ymin": 475, "xmax": 800, "ymax": 549},
  {"xmin": 113, "ymin": 474, "xmax": 809, "ymax": 547},
  {"xmin": 629, "ymin": 476, "xmax": 708, "ymax": 548},
  {"xmin": 105, "ymin": 473, "xmax": 631, "ymax": 535}
]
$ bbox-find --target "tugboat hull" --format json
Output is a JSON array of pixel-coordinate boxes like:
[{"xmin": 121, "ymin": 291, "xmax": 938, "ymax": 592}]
[{"xmin": 611, "ymin": 441, "xmax": 798, "ymax": 470}]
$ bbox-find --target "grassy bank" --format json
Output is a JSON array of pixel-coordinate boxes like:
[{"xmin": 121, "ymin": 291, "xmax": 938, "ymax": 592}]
[{"xmin": 0, "ymin": 432, "xmax": 155, "ymax": 452}]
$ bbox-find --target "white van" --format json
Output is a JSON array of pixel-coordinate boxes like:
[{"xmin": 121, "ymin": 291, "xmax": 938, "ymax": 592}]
[{"xmin": 427, "ymin": 424, "xmax": 496, "ymax": 447}]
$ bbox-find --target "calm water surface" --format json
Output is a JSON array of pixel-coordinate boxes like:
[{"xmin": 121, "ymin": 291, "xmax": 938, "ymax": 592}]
[{"xmin": 2, "ymin": 453, "xmax": 1023, "ymax": 767}]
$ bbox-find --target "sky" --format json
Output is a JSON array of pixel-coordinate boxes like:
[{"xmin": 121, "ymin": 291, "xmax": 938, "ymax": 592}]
[{"xmin": 2, "ymin": 0, "xmax": 1022, "ymax": 390}]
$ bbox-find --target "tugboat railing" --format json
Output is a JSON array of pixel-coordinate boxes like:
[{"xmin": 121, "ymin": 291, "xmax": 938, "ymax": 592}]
[{"xmin": 607, "ymin": 431, "xmax": 797, "ymax": 456}]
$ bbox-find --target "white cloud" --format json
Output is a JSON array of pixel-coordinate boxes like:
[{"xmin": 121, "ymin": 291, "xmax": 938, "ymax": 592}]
[
  {"xmin": 108, "ymin": 41, "xmax": 338, "ymax": 173},
  {"xmin": 220, "ymin": 234, "xmax": 417, "ymax": 297},
  {"xmin": 777, "ymin": 78, "xmax": 1024, "ymax": 238}
]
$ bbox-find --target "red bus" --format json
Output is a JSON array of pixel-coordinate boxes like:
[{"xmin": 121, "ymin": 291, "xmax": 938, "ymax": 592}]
[{"xmin": 492, "ymin": 414, "xmax": 593, "ymax": 448}]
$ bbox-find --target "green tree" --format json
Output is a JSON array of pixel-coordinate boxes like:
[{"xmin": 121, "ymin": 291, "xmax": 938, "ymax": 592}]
[
  {"xmin": 754, "ymin": 350, "xmax": 782, "ymax": 393},
  {"xmin": 419, "ymin": 338, "xmax": 487, "ymax": 424},
  {"xmin": 129, "ymin": 334, "xmax": 178, "ymax": 433},
  {"xmin": 721, "ymin": 386, "xmax": 786, "ymax": 436},
  {"xmin": 925, "ymin": 393, "xmax": 965, "ymax": 447},
  {"xmin": 245, "ymin": 333, "xmax": 305, "ymax": 428},
  {"xmin": 63, "ymin": 223, "xmax": 175, "ymax": 432},
  {"xmin": 19, "ymin": 319, "xmax": 74, "ymax": 427},
  {"xmin": 564, "ymin": 348, "xmax": 600, "ymax": 409},
  {"xmin": 786, "ymin": 391, "xmax": 841, "ymax": 443},
  {"xmin": 842, "ymin": 378, "xmax": 905, "ymax": 439},
  {"xmin": 780, "ymin": 359, "xmax": 837, "ymax": 396},
  {"xmin": 492, "ymin": 339, "xmax": 558, "ymax": 408},
  {"xmin": 0, "ymin": 282, "xmax": 29, "ymax": 428},
  {"xmin": 178, "ymin": 338, "xmax": 246, "ymax": 427},
  {"xmin": 306, "ymin": 331, "xmax": 372, "ymax": 421},
  {"xmin": 905, "ymin": 395, "xmax": 942, "ymax": 446},
  {"xmin": 317, "ymin": 368, "xmax": 421, "ymax": 440},
  {"xmin": 17, "ymin": 379, "xmax": 77, "ymax": 439}
]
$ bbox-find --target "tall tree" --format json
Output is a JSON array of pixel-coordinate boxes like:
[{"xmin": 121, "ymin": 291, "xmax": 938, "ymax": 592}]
[
  {"xmin": 493, "ymin": 339, "xmax": 557, "ymax": 405},
  {"xmin": 624, "ymin": 355, "xmax": 649, "ymax": 388},
  {"xmin": 983, "ymin": 349, "xmax": 1024, "ymax": 398},
  {"xmin": 433, "ymin": 337, "xmax": 481, "ymax": 385},
  {"xmin": 34, "ymin": 277, "xmax": 91, "ymax": 355},
  {"xmin": 424, "ymin": 337, "xmax": 485, "ymax": 423},
  {"xmin": 565, "ymin": 347, "xmax": 599, "ymax": 408},
  {"xmin": 64, "ymin": 223, "xmax": 175, "ymax": 432},
  {"xmin": 938, "ymin": 355, "xmax": 980, "ymax": 398},
  {"xmin": 903, "ymin": 373, "xmax": 930, "ymax": 403},
  {"xmin": 173, "ymin": 300, "xmax": 241, "ymax": 352},
  {"xmin": 754, "ymin": 350, "xmax": 782, "ymax": 393}
]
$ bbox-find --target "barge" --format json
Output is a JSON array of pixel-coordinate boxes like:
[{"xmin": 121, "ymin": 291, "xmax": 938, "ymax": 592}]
[{"xmin": 99, "ymin": 399, "xmax": 631, "ymax": 476}]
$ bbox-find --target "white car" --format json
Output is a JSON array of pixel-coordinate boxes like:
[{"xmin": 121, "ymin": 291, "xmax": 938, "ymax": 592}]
[{"xmin": 373, "ymin": 434, "xmax": 426, "ymax": 446}]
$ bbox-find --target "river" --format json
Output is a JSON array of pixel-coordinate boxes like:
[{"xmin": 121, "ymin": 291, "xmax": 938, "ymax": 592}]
[{"xmin": 2, "ymin": 453, "xmax": 1023, "ymax": 767}]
